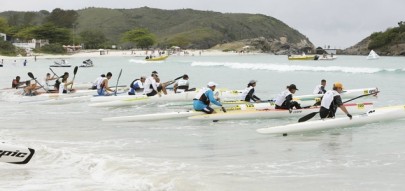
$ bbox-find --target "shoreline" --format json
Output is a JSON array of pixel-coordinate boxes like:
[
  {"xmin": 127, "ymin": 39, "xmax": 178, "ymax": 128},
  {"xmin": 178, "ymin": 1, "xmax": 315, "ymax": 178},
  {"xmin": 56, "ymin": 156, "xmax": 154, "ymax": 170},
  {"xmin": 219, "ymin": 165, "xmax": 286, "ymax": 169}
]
[{"xmin": 0, "ymin": 49, "xmax": 262, "ymax": 61}]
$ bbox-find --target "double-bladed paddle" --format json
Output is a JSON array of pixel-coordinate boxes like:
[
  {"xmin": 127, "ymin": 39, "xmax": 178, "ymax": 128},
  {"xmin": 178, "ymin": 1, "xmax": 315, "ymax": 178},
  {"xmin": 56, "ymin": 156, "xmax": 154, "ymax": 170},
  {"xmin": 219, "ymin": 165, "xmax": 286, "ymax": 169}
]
[
  {"xmin": 114, "ymin": 69, "xmax": 123, "ymax": 96},
  {"xmin": 164, "ymin": 75, "xmax": 184, "ymax": 87},
  {"xmin": 49, "ymin": 68, "xmax": 60, "ymax": 78},
  {"xmin": 69, "ymin": 66, "xmax": 78, "ymax": 90},
  {"xmin": 27, "ymin": 72, "xmax": 49, "ymax": 93},
  {"xmin": 297, "ymin": 91, "xmax": 380, "ymax": 123}
]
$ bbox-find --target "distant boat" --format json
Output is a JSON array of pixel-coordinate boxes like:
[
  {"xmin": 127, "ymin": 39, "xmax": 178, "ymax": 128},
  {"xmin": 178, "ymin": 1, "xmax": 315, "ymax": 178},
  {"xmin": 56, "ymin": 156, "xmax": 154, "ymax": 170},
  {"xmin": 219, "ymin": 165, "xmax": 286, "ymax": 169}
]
[
  {"xmin": 288, "ymin": 53, "xmax": 319, "ymax": 60},
  {"xmin": 367, "ymin": 50, "xmax": 380, "ymax": 60},
  {"xmin": 145, "ymin": 55, "xmax": 169, "ymax": 61},
  {"xmin": 80, "ymin": 59, "xmax": 94, "ymax": 67},
  {"xmin": 318, "ymin": 54, "xmax": 337, "ymax": 61},
  {"xmin": 50, "ymin": 59, "xmax": 71, "ymax": 67}
]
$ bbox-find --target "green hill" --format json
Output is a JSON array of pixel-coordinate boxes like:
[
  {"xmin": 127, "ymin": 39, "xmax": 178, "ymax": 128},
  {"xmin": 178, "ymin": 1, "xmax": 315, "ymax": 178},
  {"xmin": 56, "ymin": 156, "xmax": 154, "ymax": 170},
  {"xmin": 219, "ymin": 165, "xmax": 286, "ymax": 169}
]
[
  {"xmin": 344, "ymin": 22, "xmax": 405, "ymax": 56},
  {"xmin": 0, "ymin": 7, "xmax": 314, "ymax": 52}
]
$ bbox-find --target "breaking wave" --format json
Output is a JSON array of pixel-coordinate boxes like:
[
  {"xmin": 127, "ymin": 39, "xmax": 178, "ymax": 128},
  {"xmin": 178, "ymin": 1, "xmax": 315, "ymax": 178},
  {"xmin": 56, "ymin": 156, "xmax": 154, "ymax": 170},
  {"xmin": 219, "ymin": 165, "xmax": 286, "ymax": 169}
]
[{"xmin": 191, "ymin": 61, "xmax": 405, "ymax": 74}]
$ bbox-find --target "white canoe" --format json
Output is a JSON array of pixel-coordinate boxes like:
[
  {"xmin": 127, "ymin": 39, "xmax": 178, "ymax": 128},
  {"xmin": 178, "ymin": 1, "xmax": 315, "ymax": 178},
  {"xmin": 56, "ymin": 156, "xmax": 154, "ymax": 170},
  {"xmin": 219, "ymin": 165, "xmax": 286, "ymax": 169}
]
[
  {"xmin": 0, "ymin": 143, "xmax": 35, "ymax": 164},
  {"xmin": 188, "ymin": 102, "xmax": 373, "ymax": 121},
  {"xmin": 293, "ymin": 87, "xmax": 379, "ymax": 101},
  {"xmin": 256, "ymin": 105, "xmax": 405, "ymax": 135},
  {"xmin": 89, "ymin": 90, "xmax": 243, "ymax": 107},
  {"xmin": 101, "ymin": 103, "xmax": 276, "ymax": 122},
  {"xmin": 102, "ymin": 110, "xmax": 204, "ymax": 122}
]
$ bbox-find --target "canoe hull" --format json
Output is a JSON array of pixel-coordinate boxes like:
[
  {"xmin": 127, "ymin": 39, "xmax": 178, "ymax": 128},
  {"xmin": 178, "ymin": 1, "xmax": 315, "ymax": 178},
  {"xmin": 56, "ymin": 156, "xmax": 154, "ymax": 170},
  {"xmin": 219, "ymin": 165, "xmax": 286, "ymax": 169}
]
[{"xmin": 257, "ymin": 105, "xmax": 405, "ymax": 135}]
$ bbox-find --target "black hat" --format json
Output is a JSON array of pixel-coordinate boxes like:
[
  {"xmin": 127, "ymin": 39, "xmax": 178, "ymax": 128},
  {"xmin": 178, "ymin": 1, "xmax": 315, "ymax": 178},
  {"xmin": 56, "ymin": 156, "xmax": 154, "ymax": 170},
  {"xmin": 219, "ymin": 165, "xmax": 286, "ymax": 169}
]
[
  {"xmin": 288, "ymin": 84, "xmax": 298, "ymax": 90},
  {"xmin": 183, "ymin": 74, "xmax": 189, "ymax": 79},
  {"xmin": 152, "ymin": 71, "xmax": 158, "ymax": 74}
]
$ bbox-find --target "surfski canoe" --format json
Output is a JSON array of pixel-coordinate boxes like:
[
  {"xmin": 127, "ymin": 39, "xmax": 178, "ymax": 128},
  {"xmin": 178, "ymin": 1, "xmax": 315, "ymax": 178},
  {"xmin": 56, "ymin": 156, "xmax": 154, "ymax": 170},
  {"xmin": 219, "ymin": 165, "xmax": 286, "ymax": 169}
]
[
  {"xmin": 101, "ymin": 102, "xmax": 277, "ymax": 122},
  {"xmin": 102, "ymin": 110, "xmax": 204, "ymax": 122},
  {"xmin": 89, "ymin": 90, "xmax": 244, "ymax": 107},
  {"xmin": 0, "ymin": 143, "xmax": 35, "ymax": 164},
  {"xmin": 293, "ymin": 87, "xmax": 378, "ymax": 101},
  {"xmin": 256, "ymin": 105, "xmax": 405, "ymax": 135},
  {"xmin": 188, "ymin": 103, "xmax": 373, "ymax": 121}
]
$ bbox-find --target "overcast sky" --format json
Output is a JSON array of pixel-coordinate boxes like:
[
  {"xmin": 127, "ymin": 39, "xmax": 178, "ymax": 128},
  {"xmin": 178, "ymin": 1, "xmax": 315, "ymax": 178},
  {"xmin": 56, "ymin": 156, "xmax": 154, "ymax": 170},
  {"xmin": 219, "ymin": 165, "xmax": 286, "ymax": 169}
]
[{"xmin": 1, "ymin": 0, "xmax": 404, "ymax": 48}]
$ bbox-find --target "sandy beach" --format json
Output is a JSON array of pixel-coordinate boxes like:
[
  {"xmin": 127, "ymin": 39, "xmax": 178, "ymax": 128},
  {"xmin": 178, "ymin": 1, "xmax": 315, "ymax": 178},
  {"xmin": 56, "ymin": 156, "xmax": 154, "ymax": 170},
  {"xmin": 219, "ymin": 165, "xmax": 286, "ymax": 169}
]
[{"xmin": 0, "ymin": 49, "xmax": 260, "ymax": 63}]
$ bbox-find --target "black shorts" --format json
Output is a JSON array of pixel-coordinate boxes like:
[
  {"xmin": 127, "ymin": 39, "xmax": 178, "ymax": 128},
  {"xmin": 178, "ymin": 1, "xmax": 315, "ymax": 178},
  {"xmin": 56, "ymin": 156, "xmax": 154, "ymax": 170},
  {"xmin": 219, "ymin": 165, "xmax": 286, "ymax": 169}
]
[
  {"xmin": 320, "ymin": 107, "xmax": 336, "ymax": 118},
  {"xmin": 147, "ymin": 90, "xmax": 157, "ymax": 97}
]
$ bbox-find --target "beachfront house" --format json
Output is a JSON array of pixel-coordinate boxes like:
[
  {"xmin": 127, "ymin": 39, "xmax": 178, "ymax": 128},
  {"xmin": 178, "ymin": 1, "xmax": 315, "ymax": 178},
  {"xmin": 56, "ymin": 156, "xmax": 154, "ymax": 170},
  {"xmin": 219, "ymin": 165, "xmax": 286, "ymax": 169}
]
[
  {"xmin": 0, "ymin": 33, "xmax": 6, "ymax": 41},
  {"xmin": 12, "ymin": 38, "xmax": 49, "ymax": 50}
]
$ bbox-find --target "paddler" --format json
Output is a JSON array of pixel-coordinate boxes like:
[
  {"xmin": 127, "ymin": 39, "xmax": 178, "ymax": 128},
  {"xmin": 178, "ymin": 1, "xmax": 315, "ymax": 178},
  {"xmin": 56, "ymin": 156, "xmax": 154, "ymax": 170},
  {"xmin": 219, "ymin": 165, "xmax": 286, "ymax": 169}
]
[
  {"xmin": 44, "ymin": 73, "xmax": 57, "ymax": 92},
  {"xmin": 22, "ymin": 80, "xmax": 38, "ymax": 96},
  {"xmin": 57, "ymin": 72, "xmax": 74, "ymax": 94},
  {"xmin": 274, "ymin": 84, "xmax": 302, "ymax": 110},
  {"xmin": 92, "ymin": 74, "xmax": 105, "ymax": 90},
  {"xmin": 193, "ymin": 82, "xmax": 223, "ymax": 114},
  {"xmin": 12, "ymin": 76, "xmax": 25, "ymax": 89},
  {"xmin": 143, "ymin": 72, "xmax": 164, "ymax": 96},
  {"xmin": 320, "ymin": 82, "xmax": 352, "ymax": 119},
  {"xmin": 313, "ymin": 79, "xmax": 327, "ymax": 94},
  {"xmin": 173, "ymin": 74, "xmax": 193, "ymax": 93},
  {"xmin": 128, "ymin": 76, "xmax": 145, "ymax": 95},
  {"xmin": 97, "ymin": 72, "xmax": 115, "ymax": 96},
  {"xmin": 240, "ymin": 80, "xmax": 261, "ymax": 102}
]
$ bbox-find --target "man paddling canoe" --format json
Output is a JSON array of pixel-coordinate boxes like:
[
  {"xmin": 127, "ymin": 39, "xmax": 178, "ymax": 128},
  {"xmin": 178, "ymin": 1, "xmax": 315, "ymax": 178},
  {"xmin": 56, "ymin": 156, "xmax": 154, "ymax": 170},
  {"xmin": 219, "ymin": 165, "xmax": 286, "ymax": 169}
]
[
  {"xmin": 320, "ymin": 82, "xmax": 352, "ymax": 119},
  {"xmin": 275, "ymin": 84, "xmax": 302, "ymax": 110},
  {"xmin": 193, "ymin": 82, "xmax": 223, "ymax": 114},
  {"xmin": 97, "ymin": 72, "xmax": 115, "ymax": 96}
]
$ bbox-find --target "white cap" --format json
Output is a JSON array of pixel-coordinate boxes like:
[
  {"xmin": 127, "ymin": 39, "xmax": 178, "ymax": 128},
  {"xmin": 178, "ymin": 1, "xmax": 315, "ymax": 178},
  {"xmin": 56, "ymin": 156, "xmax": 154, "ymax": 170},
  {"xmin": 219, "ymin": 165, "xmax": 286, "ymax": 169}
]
[{"xmin": 207, "ymin": 81, "xmax": 218, "ymax": 87}]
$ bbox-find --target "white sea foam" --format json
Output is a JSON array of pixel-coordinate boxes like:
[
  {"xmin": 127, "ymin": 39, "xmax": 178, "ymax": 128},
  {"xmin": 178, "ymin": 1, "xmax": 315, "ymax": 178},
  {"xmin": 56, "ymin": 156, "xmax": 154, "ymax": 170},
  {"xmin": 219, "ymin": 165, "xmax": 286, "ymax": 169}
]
[{"xmin": 190, "ymin": 61, "xmax": 399, "ymax": 74}]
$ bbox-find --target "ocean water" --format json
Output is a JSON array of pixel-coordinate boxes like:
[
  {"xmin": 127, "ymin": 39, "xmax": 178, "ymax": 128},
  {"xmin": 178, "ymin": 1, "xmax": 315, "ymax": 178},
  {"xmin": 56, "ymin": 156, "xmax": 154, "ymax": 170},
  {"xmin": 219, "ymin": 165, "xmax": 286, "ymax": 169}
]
[{"xmin": 1, "ymin": 54, "xmax": 405, "ymax": 191}]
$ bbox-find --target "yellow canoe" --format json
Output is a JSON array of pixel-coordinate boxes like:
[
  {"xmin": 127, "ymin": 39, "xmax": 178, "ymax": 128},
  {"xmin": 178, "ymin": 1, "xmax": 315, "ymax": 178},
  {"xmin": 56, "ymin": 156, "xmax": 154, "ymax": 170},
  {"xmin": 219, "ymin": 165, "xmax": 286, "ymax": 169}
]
[
  {"xmin": 145, "ymin": 55, "xmax": 169, "ymax": 61},
  {"xmin": 288, "ymin": 54, "xmax": 319, "ymax": 60}
]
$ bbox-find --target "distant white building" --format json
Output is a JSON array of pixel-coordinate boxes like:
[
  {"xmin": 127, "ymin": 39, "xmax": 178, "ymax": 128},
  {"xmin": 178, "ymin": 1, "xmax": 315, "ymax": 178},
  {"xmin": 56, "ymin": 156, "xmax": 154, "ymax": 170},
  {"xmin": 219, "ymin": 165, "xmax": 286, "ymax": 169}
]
[
  {"xmin": 0, "ymin": 33, "xmax": 6, "ymax": 41},
  {"xmin": 324, "ymin": 49, "xmax": 337, "ymax": 55},
  {"xmin": 13, "ymin": 39, "xmax": 49, "ymax": 49}
]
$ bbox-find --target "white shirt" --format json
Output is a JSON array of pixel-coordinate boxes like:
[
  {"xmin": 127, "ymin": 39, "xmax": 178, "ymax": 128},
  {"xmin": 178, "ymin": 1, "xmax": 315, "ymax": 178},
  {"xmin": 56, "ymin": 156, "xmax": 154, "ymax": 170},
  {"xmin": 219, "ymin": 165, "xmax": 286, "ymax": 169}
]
[
  {"xmin": 313, "ymin": 85, "xmax": 325, "ymax": 94},
  {"xmin": 97, "ymin": 77, "xmax": 107, "ymax": 90},
  {"xmin": 274, "ymin": 89, "xmax": 292, "ymax": 106},
  {"xmin": 240, "ymin": 86, "xmax": 254, "ymax": 100},
  {"xmin": 93, "ymin": 77, "xmax": 103, "ymax": 87},
  {"xmin": 143, "ymin": 77, "xmax": 158, "ymax": 94},
  {"xmin": 321, "ymin": 90, "xmax": 340, "ymax": 108}
]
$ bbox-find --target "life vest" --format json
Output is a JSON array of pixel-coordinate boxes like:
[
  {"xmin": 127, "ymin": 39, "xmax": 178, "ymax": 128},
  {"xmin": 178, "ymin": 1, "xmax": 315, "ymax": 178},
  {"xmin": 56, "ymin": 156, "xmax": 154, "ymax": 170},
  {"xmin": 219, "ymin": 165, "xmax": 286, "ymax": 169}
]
[
  {"xmin": 12, "ymin": 79, "xmax": 18, "ymax": 88},
  {"xmin": 97, "ymin": 77, "xmax": 107, "ymax": 90},
  {"xmin": 130, "ymin": 79, "xmax": 140, "ymax": 89},
  {"xmin": 274, "ymin": 89, "xmax": 292, "ymax": 106},
  {"xmin": 54, "ymin": 79, "xmax": 61, "ymax": 90},
  {"xmin": 176, "ymin": 79, "xmax": 189, "ymax": 90},
  {"xmin": 194, "ymin": 88, "xmax": 210, "ymax": 105},
  {"xmin": 240, "ymin": 86, "xmax": 254, "ymax": 100},
  {"xmin": 313, "ymin": 85, "xmax": 325, "ymax": 94},
  {"xmin": 321, "ymin": 90, "xmax": 340, "ymax": 109}
]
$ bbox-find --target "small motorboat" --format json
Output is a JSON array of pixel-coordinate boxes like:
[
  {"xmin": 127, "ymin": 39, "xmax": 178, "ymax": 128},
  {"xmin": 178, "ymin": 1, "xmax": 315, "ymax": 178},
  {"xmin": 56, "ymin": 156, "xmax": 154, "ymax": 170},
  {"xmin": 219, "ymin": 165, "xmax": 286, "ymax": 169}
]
[
  {"xmin": 50, "ymin": 59, "xmax": 71, "ymax": 67},
  {"xmin": 80, "ymin": 59, "xmax": 94, "ymax": 67}
]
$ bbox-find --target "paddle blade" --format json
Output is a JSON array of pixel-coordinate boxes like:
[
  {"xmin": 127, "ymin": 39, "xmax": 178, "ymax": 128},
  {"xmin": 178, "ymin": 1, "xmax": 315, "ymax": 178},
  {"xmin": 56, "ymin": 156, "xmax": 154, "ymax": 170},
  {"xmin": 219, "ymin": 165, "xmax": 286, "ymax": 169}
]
[
  {"xmin": 27, "ymin": 72, "xmax": 34, "ymax": 79},
  {"xmin": 298, "ymin": 112, "xmax": 319, "ymax": 123},
  {"xmin": 114, "ymin": 69, "xmax": 123, "ymax": 96},
  {"xmin": 174, "ymin": 75, "xmax": 184, "ymax": 81},
  {"xmin": 73, "ymin": 66, "xmax": 78, "ymax": 75}
]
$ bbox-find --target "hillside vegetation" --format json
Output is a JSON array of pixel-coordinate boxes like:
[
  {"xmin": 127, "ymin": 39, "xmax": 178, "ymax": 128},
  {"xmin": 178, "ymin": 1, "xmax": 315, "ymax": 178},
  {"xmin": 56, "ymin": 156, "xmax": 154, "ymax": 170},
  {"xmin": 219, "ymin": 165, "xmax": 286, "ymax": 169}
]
[
  {"xmin": 344, "ymin": 22, "xmax": 405, "ymax": 56},
  {"xmin": 0, "ymin": 7, "xmax": 314, "ymax": 53}
]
